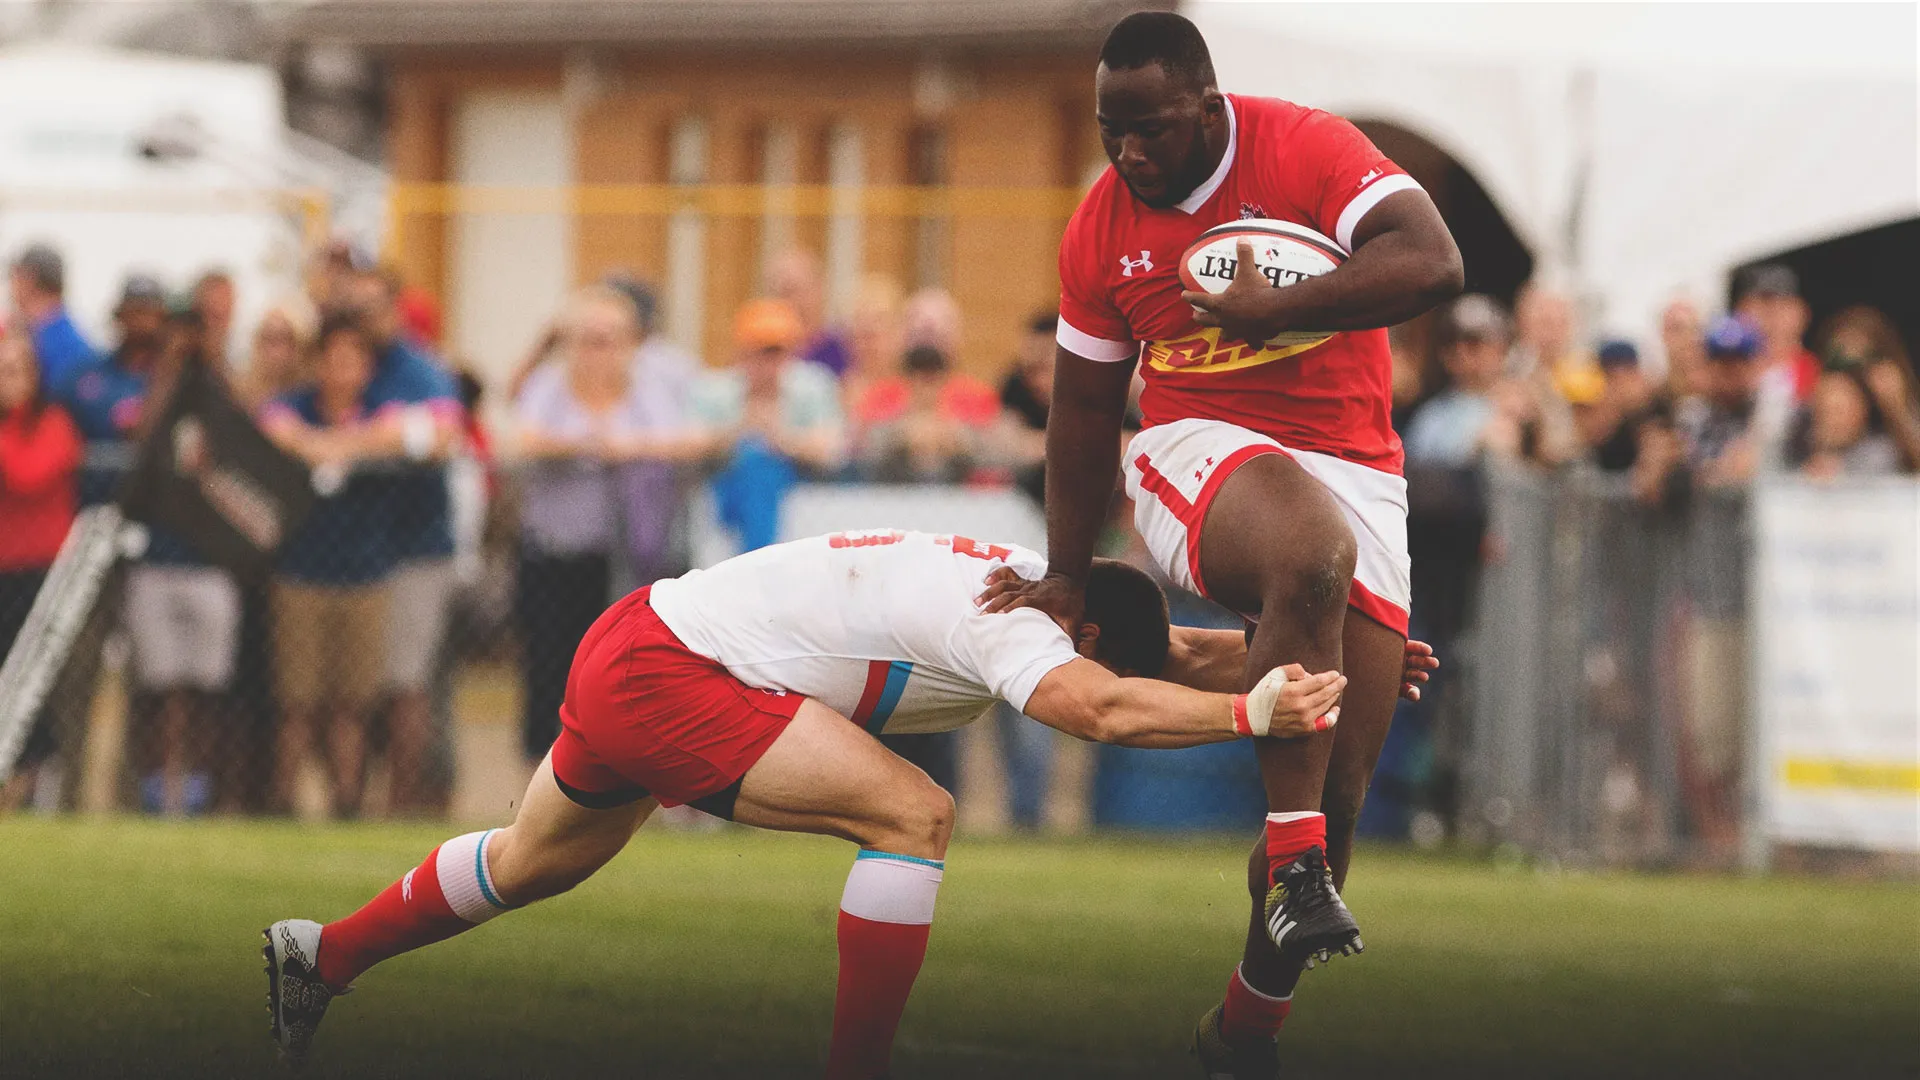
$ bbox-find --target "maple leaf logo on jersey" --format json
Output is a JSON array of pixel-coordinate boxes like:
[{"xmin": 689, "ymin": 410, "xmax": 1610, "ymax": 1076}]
[
  {"xmin": 1119, "ymin": 251, "xmax": 1153, "ymax": 277},
  {"xmin": 1239, "ymin": 202, "xmax": 1267, "ymax": 219}
]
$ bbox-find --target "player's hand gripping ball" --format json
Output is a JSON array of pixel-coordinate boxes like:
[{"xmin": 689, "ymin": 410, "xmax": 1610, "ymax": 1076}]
[{"xmin": 1179, "ymin": 218, "xmax": 1344, "ymax": 348}]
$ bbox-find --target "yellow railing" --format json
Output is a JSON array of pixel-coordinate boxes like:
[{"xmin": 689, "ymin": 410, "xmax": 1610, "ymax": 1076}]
[{"xmin": 385, "ymin": 183, "xmax": 1088, "ymax": 220}]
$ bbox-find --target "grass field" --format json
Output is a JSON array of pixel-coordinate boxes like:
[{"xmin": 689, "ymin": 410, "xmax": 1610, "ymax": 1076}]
[{"xmin": 3, "ymin": 818, "xmax": 1916, "ymax": 1080}]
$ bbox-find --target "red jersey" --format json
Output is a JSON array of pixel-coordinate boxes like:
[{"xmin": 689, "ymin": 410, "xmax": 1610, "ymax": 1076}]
[{"xmin": 1057, "ymin": 94, "xmax": 1422, "ymax": 474}]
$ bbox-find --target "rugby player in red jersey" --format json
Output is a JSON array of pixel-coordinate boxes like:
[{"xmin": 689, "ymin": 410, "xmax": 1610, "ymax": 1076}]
[{"xmin": 978, "ymin": 12, "xmax": 1462, "ymax": 1075}]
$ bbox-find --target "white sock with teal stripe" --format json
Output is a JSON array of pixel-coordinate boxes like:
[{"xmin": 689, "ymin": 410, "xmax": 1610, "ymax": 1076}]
[
  {"xmin": 839, "ymin": 849, "xmax": 945, "ymax": 924},
  {"xmin": 436, "ymin": 829, "xmax": 513, "ymax": 923}
]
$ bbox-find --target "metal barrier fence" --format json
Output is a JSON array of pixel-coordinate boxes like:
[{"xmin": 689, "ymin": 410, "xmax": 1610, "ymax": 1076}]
[{"xmin": 1458, "ymin": 463, "xmax": 1752, "ymax": 868}]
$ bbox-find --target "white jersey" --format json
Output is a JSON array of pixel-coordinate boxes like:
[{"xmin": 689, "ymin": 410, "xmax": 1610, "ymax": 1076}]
[{"xmin": 647, "ymin": 530, "xmax": 1081, "ymax": 735}]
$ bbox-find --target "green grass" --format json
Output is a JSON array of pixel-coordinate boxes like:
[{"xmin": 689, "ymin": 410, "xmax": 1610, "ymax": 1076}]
[{"xmin": 2, "ymin": 819, "xmax": 1916, "ymax": 1079}]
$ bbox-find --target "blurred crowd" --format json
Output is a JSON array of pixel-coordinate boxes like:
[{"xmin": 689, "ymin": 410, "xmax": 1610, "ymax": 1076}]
[
  {"xmin": 0, "ymin": 240, "xmax": 1073, "ymax": 824},
  {"xmin": 2, "ymin": 235, "xmax": 1914, "ymax": 847},
  {"xmin": 1384, "ymin": 268, "xmax": 1918, "ymax": 863}
]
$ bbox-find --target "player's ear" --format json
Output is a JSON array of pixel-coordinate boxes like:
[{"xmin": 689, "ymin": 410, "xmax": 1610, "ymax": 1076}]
[
  {"xmin": 1201, "ymin": 89, "xmax": 1226, "ymax": 124},
  {"xmin": 1074, "ymin": 622, "xmax": 1102, "ymax": 660}
]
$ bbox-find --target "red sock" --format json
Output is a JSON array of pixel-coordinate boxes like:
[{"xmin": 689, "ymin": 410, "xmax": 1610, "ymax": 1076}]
[
  {"xmin": 317, "ymin": 830, "xmax": 509, "ymax": 992},
  {"xmin": 1264, "ymin": 811, "xmax": 1327, "ymax": 882},
  {"xmin": 827, "ymin": 912, "xmax": 932, "ymax": 1080},
  {"xmin": 1219, "ymin": 964, "xmax": 1293, "ymax": 1040}
]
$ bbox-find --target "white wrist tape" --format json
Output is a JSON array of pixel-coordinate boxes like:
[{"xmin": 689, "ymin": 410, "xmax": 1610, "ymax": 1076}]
[{"xmin": 1244, "ymin": 666, "xmax": 1290, "ymax": 738}]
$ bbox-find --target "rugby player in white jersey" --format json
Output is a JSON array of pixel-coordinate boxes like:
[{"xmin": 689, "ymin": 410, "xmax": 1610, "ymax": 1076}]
[{"xmin": 265, "ymin": 529, "xmax": 1429, "ymax": 1077}]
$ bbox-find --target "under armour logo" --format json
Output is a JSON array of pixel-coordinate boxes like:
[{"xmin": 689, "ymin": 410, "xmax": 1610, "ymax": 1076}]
[
  {"xmin": 1358, "ymin": 168, "xmax": 1383, "ymax": 187},
  {"xmin": 401, "ymin": 868, "xmax": 415, "ymax": 903},
  {"xmin": 1119, "ymin": 251, "xmax": 1153, "ymax": 277}
]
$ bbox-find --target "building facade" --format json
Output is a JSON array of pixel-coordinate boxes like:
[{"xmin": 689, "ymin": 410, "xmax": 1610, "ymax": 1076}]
[{"xmin": 290, "ymin": 0, "xmax": 1166, "ymax": 384}]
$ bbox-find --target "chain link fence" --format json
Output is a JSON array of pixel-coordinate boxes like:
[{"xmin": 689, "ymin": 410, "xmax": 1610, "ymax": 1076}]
[{"xmin": 1454, "ymin": 463, "xmax": 1753, "ymax": 868}]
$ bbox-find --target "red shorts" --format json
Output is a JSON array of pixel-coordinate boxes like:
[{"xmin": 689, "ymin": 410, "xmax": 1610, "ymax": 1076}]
[{"xmin": 549, "ymin": 586, "xmax": 803, "ymax": 809}]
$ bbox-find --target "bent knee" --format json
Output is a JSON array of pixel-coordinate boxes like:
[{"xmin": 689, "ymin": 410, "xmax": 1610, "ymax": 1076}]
[
  {"xmin": 870, "ymin": 782, "xmax": 955, "ymax": 860},
  {"xmin": 1264, "ymin": 544, "xmax": 1356, "ymax": 626}
]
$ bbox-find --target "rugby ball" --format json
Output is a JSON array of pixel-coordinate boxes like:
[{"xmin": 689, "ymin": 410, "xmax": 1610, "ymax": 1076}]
[{"xmin": 1178, "ymin": 219, "xmax": 1344, "ymax": 347}]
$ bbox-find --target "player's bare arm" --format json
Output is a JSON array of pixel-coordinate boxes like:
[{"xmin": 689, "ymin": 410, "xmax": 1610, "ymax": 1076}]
[
  {"xmin": 1022, "ymin": 656, "xmax": 1343, "ymax": 748},
  {"xmin": 1165, "ymin": 626, "xmax": 1439, "ymax": 701},
  {"xmin": 1184, "ymin": 193, "xmax": 1463, "ymax": 347},
  {"xmin": 974, "ymin": 345, "xmax": 1132, "ymax": 623}
]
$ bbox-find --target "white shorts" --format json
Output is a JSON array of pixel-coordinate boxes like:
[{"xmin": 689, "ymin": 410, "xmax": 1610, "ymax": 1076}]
[
  {"xmin": 385, "ymin": 558, "xmax": 455, "ymax": 691},
  {"xmin": 1122, "ymin": 418, "xmax": 1412, "ymax": 634},
  {"xmin": 122, "ymin": 564, "xmax": 241, "ymax": 691}
]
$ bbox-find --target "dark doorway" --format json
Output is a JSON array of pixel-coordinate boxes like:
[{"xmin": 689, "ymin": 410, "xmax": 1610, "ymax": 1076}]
[
  {"xmin": 1354, "ymin": 119, "xmax": 1533, "ymax": 394},
  {"xmin": 1730, "ymin": 216, "xmax": 1919, "ymax": 357}
]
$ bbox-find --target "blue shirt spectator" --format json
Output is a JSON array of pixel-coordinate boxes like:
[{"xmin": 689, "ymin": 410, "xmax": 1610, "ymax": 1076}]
[
  {"xmin": 365, "ymin": 336, "xmax": 460, "ymax": 560},
  {"xmin": 341, "ymin": 271, "xmax": 463, "ymax": 562},
  {"xmin": 265, "ymin": 388, "xmax": 398, "ymax": 586},
  {"xmin": 60, "ymin": 276, "xmax": 201, "ymax": 566},
  {"xmin": 9, "ymin": 243, "xmax": 97, "ymax": 393}
]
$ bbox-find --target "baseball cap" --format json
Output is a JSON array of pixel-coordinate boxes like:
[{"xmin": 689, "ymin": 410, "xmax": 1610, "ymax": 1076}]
[
  {"xmin": 1704, "ymin": 314, "xmax": 1760, "ymax": 359},
  {"xmin": 1446, "ymin": 294, "xmax": 1509, "ymax": 343},
  {"xmin": 733, "ymin": 298, "xmax": 803, "ymax": 352},
  {"xmin": 13, "ymin": 243, "xmax": 64, "ymax": 292},
  {"xmin": 117, "ymin": 273, "xmax": 167, "ymax": 310},
  {"xmin": 1735, "ymin": 263, "xmax": 1799, "ymax": 302},
  {"xmin": 1596, "ymin": 339, "xmax": 1640, "ymax": 370}
]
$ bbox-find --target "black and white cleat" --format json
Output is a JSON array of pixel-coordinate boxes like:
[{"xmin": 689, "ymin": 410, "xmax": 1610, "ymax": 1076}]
[{"xmin": 263, "ymin": 919, "xmax": 345, "ymax": 1069}]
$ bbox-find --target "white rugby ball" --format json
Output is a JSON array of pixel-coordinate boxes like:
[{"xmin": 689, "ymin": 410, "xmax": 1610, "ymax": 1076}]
[{"xmin": 1178, "ymin": 219, "xmax": 1344, "ymax": 347}]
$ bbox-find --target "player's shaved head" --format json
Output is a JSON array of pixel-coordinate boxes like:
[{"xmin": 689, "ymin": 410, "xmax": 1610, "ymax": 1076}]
[
  {"xmin": 1098, "ymin": 11, "xmax": 1217, "ymax": 93},
  {"xmin": 1082, "ymin": 558, "xmax": 1170, "ymax": 678},
  {"xmin": 1095, "ymin": 12, "xmax": 1227, "ymax": 209}
]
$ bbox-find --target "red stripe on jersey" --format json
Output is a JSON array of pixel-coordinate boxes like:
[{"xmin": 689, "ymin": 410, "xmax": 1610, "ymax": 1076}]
[
  {"xmin": 1135, "ymin": 445, "xmax": 1282, "ymax": 599},
  {"xmin": 850, "ymin": 659, "xmax": 891, "ymax": 726}
]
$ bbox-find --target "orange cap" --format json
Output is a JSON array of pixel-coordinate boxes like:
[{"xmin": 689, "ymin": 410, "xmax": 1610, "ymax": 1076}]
[{"xmin": 734, "ymin": 298, "xmax": 803, "ymax": 352}]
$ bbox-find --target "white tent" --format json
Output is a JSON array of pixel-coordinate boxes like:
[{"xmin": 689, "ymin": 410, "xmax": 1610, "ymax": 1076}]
[
  {"xmin": 1187, "ymin": 1, "xmax": 1920, "ymax": 346},
  {"xmin": 0, "ymin": 42, "xmax": 298, "ymax": 347}
]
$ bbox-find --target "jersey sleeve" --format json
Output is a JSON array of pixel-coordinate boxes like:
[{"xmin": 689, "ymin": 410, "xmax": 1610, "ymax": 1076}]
[
  {"xmin": 947, "ymin": 607, "xmax": 1084, "ymax": 715},
  {"xmin": 1292, "ymin": 109, "xmax": 1425, "ymax": 253},
  {"xmin": 1055, "ymin": 196, "xmax": 1138, "ymax": 363}
]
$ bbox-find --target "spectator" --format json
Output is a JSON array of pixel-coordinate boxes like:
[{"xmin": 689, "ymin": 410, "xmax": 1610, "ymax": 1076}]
[
  {"xmin": 259, "ymin": 314, "xmax": 402, "ymax": 819},
  {"xmin": 0, "ymin": 330, "xmax": 82, "ymax": 809},
  {"xmin": 7, "ymin": 243, "xmax": 96, "ymax": 394},
  {"xmin": 1401, "ymin": 295, "xmax": 1510, "ymax": 468},
  {"xmin": 1510, "ymin": 281, "xmax": 1597, "ymax": 405},
  {"xmin": 690, "ymin": 299, "xmax": 845, "ymax": 552},
  {"xmin": 1794, "ymin": 305, "xmax": 1920, "ymax": 477},
  {"xmin": 340, "ymin": 268, "xmax": 464, "ymax": 816},
  {"xmin": 1588, "ymin": 340, "xmax": 1662, "ymax": 473},
  {"xmin": 512, "ymin": 286, "xmax": 709, "ymax": 762},
  {"xmin": 853, "ymin": 286, "xmax": 998, "ymax": 436},
  {"xmin": 1659, "ymin": 295, "xmax": 1708, "ymax": 403},
  {"xmin": 235, "ymin": 296, "xmax": 317, "ymax": 411},
  {"xmin": 1735, "ymin": 263, "xmax": 1820, "ymax": 404},
  {"xmin": 840, "ymin": 274, "xmax": 905, "ymax": 424},
  {"xmin": 1679, "ymin": 315, "xmax": 1764, "ymax": 489},
  {"xmin": 768, "ymin": 247, "xmax": 851, "ymax": 377},
  {"xmin": 995, "ymin": 311, "xmax": 1055, "ymax": 463},
  {"xmin": 121, "ymin": 293, "xmax": 248, "ymax": 816},
  {"xmin": 860, "ymin": 345, "xmax": 980, "ymax": 483},
  {"xmin": 191, "ymin": 269, "xmax": 238, "ymax": 373}
]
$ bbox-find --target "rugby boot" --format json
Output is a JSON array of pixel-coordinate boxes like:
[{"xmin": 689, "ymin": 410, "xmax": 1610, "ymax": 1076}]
[
  {"xmin": 1263, "ymin": 845, "xmax": 1363, "ymax": 965},
  {"xmin": 264, "ymin": 919, "xmax": 346, "ymax": 1068}
]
